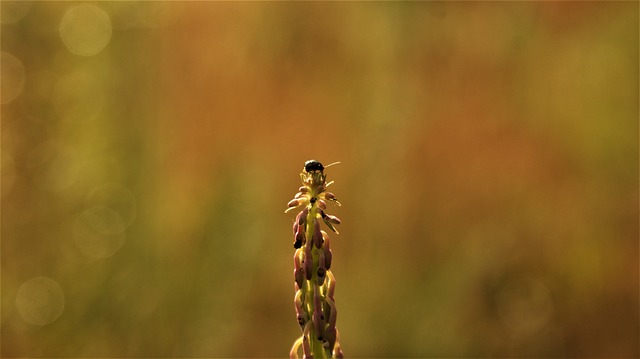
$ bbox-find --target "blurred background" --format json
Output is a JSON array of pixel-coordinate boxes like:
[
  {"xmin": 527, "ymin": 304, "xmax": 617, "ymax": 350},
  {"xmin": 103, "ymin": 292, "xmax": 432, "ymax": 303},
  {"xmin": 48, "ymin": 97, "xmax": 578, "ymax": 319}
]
[{"xmin": 1, "ymin": 1, "xmax": 638, "ymax": 357}]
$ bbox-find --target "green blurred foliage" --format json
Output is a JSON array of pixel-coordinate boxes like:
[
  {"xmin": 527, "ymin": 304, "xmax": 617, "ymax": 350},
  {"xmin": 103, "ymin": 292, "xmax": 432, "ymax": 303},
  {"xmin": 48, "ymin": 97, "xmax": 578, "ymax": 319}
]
[{"xmin": 1, "ymin": 1, "xmax": 638, "ymax": 357}]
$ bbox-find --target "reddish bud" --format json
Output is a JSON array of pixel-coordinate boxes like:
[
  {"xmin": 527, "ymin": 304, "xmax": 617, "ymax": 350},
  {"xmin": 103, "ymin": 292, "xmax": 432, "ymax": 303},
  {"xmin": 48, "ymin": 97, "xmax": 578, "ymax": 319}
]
[
  {"xmin": 294, "ymin": 225, "xmax": 305, "ymax": 249},
  {"xmin": 304, "ymin": 247, "xmax": 313, "ymax": 280},
  {"xmin": 294, "ymin": 250, "xmax": 304, "ymax": 289},
  {"xmin": 295, "ymin": 268, "xmax": 304, "ymax": 290},
  {"xmin": 325, "ymin": 297, "xmax": 337, "ymax": 329},
  {"xmin": 313, "ymin": 219, "xmax": 323, "ymax": 249},
  {"xmin": 319, "ymin": 210, "xmax": 340, "ymax": 232},
  {"xmin": 322, "ymin": 232, "xmax": 332, "ymax": 269},
  {"xmin": 305, "ymin": 219, "xmax": 314, "ymax": 250},
  {"xmin": 294, "ymin": 250, "xmax": 302, "ymax": 269},
  {"xmin": 295, "ymin": 291, "xmax": 308, "ymax": 327},
  {"xmin": 325, "ymin": 214, "xmax": 341, "ymax": 225},
  {"xmin": 290, "ymin": 337, "xmax": 303, "ymax": 359},
  {"xmin": 313, "ymin": 288, "xmax": 325, "ymax": 341},
  {"xmin": 295, "ymin": 207, "xmax": 308, "ymax": 226},
  {"xmin": 302, "ymin": 332, "xmax": 312, "ymax": 359},
  {"xmin": 325, "ymin": 327, "xmax": 337, "ymax": 352},
  {"xmin": 326, "ymin": 271, "xmax": 336, "ymax": 301},
  {"xmin": 316, "ymin": 250, "xmax": 326, "ymax": 285},
  {"xmin": 321, "ymin": 214, "xmax": 340, "ymax": 233},
  {"xmin": 334, "ymin": 341, "xmax": 344, "ymax": 358}
]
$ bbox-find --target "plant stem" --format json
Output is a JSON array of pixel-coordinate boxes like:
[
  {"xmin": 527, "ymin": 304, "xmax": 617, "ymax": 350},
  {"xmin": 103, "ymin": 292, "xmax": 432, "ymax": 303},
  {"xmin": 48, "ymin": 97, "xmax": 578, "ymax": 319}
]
[{"xmin": 287, "ymin": 160, "xmax": 343, "ymax": 359}]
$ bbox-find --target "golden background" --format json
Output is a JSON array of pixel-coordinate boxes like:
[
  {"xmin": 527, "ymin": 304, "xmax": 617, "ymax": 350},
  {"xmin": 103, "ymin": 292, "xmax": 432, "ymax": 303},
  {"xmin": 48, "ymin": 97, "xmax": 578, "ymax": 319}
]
[{"xmin": 2, "ymin": 2, "xmax": 638, "ymax": 357}]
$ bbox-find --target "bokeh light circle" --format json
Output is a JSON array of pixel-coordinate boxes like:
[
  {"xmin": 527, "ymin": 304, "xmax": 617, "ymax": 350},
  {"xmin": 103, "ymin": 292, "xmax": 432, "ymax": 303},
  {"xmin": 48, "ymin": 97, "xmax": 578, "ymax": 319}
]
[
  {"xmin": 59, "ymin": 4, "xmax": 112, "ymax": 56},
  {"xmin": 73, "ymin": 207, "xmax": 126, "ymax": 259},
  {"xmin": 16, "ymin": 277, "xmax": 65, "ymax": 326},
  {"xmin": 86, "ymin": 183, "xmax": 137, "ymax": 229},
  {"xmin": 1, "ymin": 52, "xmax": 26, "ymax": 104}
]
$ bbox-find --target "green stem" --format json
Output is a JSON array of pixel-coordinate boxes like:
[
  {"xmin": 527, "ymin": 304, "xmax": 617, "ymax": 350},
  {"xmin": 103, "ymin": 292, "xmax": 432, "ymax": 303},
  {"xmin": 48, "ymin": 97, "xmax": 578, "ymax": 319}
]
[{"xmin": 305, "ymin": 205, "xmax": 330, "ymax": 358}]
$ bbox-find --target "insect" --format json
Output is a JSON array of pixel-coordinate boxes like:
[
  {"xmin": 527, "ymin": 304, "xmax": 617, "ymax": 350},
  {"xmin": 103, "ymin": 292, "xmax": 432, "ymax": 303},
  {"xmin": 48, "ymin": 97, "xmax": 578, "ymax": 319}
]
[
  {"xmin": 304, "ymin": 160, "xmax": 340, "ymax": 174},
  {"xmin": 304, "ymin": 160, "xmax": 324, "ymax": 173}
]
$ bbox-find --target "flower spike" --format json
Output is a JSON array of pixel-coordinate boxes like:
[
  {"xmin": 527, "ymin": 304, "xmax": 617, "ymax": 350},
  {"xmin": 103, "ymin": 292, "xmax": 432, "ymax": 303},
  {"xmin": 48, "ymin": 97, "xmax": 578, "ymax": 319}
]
[{"xmin": 287, "ymin": 160, "xmax": 343, "ymax": 358}]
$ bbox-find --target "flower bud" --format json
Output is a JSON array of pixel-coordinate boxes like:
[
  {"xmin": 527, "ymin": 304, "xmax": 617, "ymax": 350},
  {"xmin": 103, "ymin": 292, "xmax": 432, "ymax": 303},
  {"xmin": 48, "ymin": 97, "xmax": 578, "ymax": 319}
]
[
  {"xmin": 316, "ymin": 199, "xmax": 327, "ymax": 210},
  {"xmin": 286, "ymin": 198, "xmax": 302, "ymax": 213},
  {"xmin": 323, "ymin": 192, "xmax": 337, "ymax": 201},
  {"xmin": 295, "ymin": 268, "xmax": 304, "ymax": 290},
  {"xmin": 325, "ymin": 297, "xmax": 337, "ymax": 329},
  {"xmin": 322, "ymin": 233, "xmax": 332, "ymax": 269},
  {"xmin": 316, "ymin": 251, "xmax": 326, "ymax": 286},
  {"xmin": 313, "ymin": 287, "xmax": 325, "ymax": 341},
  {"xmin": 324, "ymin": 327, "xmax": 337, "ymax": 352},
  {"xmin": 316, "ymin": 269, "xmax": 326, "ymax": 286},
  {"xmin": 294, "ymin": 224, "xmax": 305, "ymax": 249},
  {"xmin": 304, "ymin": 247, "xmax": 313, "ymax": 280},
  {"xmin": 322, "ymin": 297, "xmax": 331, "ymax": 326},
  {"xmin": 292, "ymin": 223, "xmax": 302, "ymax": 248},
  {"xmin": 333, "ymin": 338, "xmax": 344, "ymax": 358},
  {"xmin": 324, "ymin": 249, "xmax": 333, "ymax": 270},
  {"xmin": 326, "ymin": 271, "xmax": 336, "ymax": 301},
  {"xmin": 304, "ymin": 218, "xmax": 314, "ymax": 249},
  {"xmin": 290, "ymin": 337, "xmax": 303, "ymax": 359},
  {"xmin": 295, "ymin": 290, "xmax": 308, "ymax": 327},
  {"xmin": 323, "ymin": 191, "xmax": 341, "ymax": 206},
  {"xmin": 294, "ymin": 250, "xmax": 302, "ymax": 269},
  {"xmin": 302, "ymin": 337, "xmax": 312, "ymax": 359},
  {"xmin": 298, "ymin": 186, "xmax": 309, "ymax": 193},
  {"xmin": 313, "ymin": 219, "xmax": 323, "ymax": 249},
  {"xmin": 322, "ymin": 219, "xmax": 338, "ymax": 233},
  {"xmin": 296, "ymin": 207, "xmax": 308, "ymax": 226},
  {"xmin": 319, "ymin": 210, "xmax": 340, "ymax": 232},
  {"xmin": 325, "ymin": 214, "xmax": 341, "ymax": 225},
  {"xmin": 302, "ymin": 323, "xmax": 312, "ymax": 358},
  {"xmin": 294, "ymin": 250, "xmax": 304, "ymax": 289}
]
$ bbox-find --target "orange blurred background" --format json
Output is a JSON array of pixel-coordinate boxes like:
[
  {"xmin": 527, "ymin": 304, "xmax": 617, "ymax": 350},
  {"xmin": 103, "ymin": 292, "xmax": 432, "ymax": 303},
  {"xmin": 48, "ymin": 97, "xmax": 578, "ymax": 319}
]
[{"xmin": 2, "ymin": 1, "xmax": 638, "ymax": 357}]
